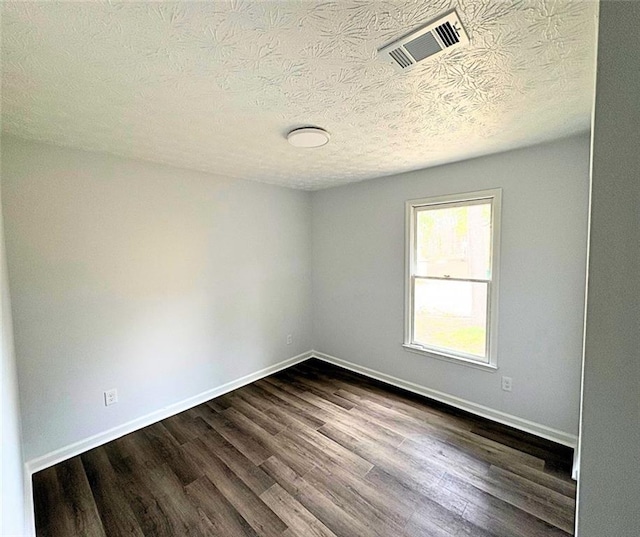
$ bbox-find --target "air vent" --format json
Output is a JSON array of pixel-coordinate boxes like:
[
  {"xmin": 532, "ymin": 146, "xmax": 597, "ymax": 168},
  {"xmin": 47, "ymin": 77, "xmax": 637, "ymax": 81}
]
[{"xmin": 379, "ymin": 10, "xmax": 469, "ymax": 72}]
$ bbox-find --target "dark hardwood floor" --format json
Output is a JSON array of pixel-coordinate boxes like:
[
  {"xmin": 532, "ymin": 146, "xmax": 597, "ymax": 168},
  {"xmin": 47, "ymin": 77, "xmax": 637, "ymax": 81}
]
[{"xmin": 33, "ymin": 359, "xmax": 576, "ymax": 537}]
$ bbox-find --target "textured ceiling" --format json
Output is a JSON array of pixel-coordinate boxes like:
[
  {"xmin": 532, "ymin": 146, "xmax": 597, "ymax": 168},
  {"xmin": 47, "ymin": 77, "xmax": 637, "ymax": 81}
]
[{"xmin": 1, "ymin": 1, "xmax": 597, "ymax": 190}]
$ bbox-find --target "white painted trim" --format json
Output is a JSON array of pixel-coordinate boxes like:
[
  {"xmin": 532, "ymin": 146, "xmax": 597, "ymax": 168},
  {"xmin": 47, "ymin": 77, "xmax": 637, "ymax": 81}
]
[
  {"xmin": 21, "ymin": 350, "xmax": 313, "ymax": 535},
  {"xmin": 25, "ymin": 350, "xmax": 313, "ymax": 475},
  {"xmin": 22, "ymin": 347, "xmax": 576, "ymax": 535},
  {"xmin": 402, "ymin": 343, "xmax": 498, "ymax": 372},
  {"xmin": 404, "ymin": 189, "xmax": 502, "ymax": 369},
  {"xmin": 311, "ymin": 350, "xmax": 577, "ymax": 448},
  {"xmin": 23, "ymin": 466, "xmax": 35, "ymax": 537}
]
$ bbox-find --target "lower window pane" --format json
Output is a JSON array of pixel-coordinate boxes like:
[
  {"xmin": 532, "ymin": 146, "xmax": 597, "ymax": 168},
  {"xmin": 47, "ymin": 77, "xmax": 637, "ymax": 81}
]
[{"xmin": 413, "ymin": 279, "xmax": 488, "ymax": 359}]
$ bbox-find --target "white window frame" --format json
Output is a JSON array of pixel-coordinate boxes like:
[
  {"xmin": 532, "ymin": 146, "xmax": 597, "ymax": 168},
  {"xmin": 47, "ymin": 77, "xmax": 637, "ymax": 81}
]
[{"xmin": 403, "ymin": 189, "xmax": 501, "ymax": 371}]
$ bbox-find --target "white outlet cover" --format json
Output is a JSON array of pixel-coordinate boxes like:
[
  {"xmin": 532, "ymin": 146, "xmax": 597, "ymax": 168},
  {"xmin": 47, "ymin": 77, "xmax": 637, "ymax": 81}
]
[{"xmin": 104, "ymin": 388, "xmax": 118, "ymax": 406}]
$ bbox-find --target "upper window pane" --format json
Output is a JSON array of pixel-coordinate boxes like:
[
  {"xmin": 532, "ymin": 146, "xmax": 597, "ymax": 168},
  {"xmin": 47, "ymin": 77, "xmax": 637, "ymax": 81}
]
[{"xmin": 416, "ymin": 201, "xmax": 492, "ymax": 280}]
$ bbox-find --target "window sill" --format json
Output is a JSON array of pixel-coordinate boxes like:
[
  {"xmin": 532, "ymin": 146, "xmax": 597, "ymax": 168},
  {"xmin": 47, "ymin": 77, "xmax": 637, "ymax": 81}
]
[{"xmin": 402, "ymin": 344, "xmax": 498, "ymax": 372}]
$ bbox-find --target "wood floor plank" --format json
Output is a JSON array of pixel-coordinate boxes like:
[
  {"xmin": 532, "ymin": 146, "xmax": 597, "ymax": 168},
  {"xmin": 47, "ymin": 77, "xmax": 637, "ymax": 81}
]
[
  {"xmin": 130, "ymin": 462, "xmax": 217, "ymax": 537},
  {"xmin": 267, "ymin": 430, "xmax": 320, "ymax": 477},
  {"xmin": 267, "ymin": 374, "xmax": 406, "ymax": 448},
  {"xmin": 225, "ymin": 391, "xmax": 286, "ymax": 435},
  {"xmin": 491, "ymin": 460, "xmax": 576, "ymax": 498},
  {"xmin": 259, "ymin": 456, "xmax": 377, "ymax": 537},
  {"xmin": 442, "ymin": 471, "xmax": 572, "ymax": 537},
  {"xmin": 303, "ymin": 464, "xmax": 406, "ymax": 536},
  {"xmin": 220, "ymin": 407, "xmax": 281, "ymax": 462},
  {"xmin": 350, "ymin": 395, "xmax": 546, "ymax": 471},
  {"xmin": 80, "ymin": 447, "xmax": 145, "ymax": 537},
  {"xmin": 185, "ymin": 475, "xmax": 261, "ymax": 537},
  {"xmin": 296, "ymin": 365, "xmax": 395, "ymax": 410},
  {"xmin": 271, "ymin": 370, "xmax": 355, "ymax": 410},
  {"xmin": 34, "ymin": 360, "xmax": 575, "ymax": 537},
  {"xmin": 318, "ymin": 421, "xmax": 446, "ymax": 487},
  {"xmin": 399, "ymin": 432, "xmax": 575, "ymax": 499},
  {"xmin": 445, "ymin": 429, "xmax": 547, "ymax": 470},
  {"xmin": 162, "ymin": 412, "xmax": 212, "ymax": 445},
  {"xmin": 235, "ymin": 384, "xmax": 327, "ymax": 432},
  {"xmin": 197, "ymin": 428, "xmax": 276, "ymax": 495},
  {"xmin": 442, "ymin": 468, "xmax": 575, "ymax": 533},
  {"xmin": 278, "ymin": 421, "xmax": 374, "ymax": 477},
  {"xmin": 301, "ymin": 360, "xmax": 489, "ymax": 432},
  {"xmin": 364, "ymin": 462, "xmax": 469, "ymax": 517},
  {"xmin": 398, "ymin": 434, "xmax": 491, "ymax": 478},
  {"xmin": 32, "ymin": 467, "xmax": 76, "ymax": 537},
  {"xmin": 404, "ymin": 494, "xmax": 495, "ymax": 537},
  {"xmin": 396, "ymin": 432, "xmax": 577, "ymax": 524},
  {"xmin": 262, "ymin": 375, "xmax": 339, "ymax": 418},
  {"xmin": 106, "ymin": 429, "xmax": 164, "ymax": 469},
  {"xmin": 470, "ymin": 422, "xmax": 575, "ymax": 474},
  {"xmin": 105, "ymin": 454, "xmax": 180, "ymax": 537},
  {"xmin": 55, "ymin": 458, "xmax": 106, "ymax": 537},
  {"xmin": 260, "ymin": 483, "xmax": 338, "ymax": 537},
  {"xmin": 307, "ymin": 460, "xmax": 415, "ymax": 530},
  {"xmin": 251, "ymin": 381, "xmax": 327, "ymax": 429},
  {"xmin": 192, "ymin": 404, "xmax": 274, "ymax": 465},
  {"xmin": 484, "ymin": 466, "xmax": 575, "ymax": 532},
  {"xmin": 204, "ymin": 399, "xmax": 226, "ymax": 413},
  {"xmin": 141, "ymin": 422, "xmax": 201, "ymax": 486},
  {"xmin": 185, "ymin": 437, "xmax": 287, "ymax": 537}
]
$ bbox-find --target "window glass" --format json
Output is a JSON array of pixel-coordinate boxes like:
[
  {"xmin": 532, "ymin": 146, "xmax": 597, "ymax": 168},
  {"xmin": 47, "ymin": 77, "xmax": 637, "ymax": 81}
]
[
  {"xmin": 405, "ymin": 190, "xmax": 500, "ymax": 367},
  {"xmin": 413, "ymin": 278, "xmax": 488, "ymax": 358},
  {"xmin": 415, "ymin": 201, "xmax": 492, "ymax": 280}
]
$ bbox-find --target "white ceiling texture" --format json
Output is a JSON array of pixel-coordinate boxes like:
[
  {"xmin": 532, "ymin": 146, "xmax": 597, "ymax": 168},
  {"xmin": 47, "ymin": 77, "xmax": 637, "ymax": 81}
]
[{"xmin": 1, "ymin": 1, "xmax": 598, "ymax": 190}]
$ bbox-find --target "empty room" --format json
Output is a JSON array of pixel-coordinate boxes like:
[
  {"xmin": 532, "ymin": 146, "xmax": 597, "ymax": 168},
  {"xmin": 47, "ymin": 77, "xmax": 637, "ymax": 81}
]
[{"xmin": 1, "ymin": 1, "xmax": 638, "ymax": 537}]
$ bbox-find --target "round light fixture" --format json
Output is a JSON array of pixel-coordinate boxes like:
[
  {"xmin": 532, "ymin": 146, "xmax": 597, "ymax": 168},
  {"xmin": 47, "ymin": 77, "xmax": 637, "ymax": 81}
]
[{"xmin": 287, "ymin": 127, "xmax": 330, "ymax": 148}]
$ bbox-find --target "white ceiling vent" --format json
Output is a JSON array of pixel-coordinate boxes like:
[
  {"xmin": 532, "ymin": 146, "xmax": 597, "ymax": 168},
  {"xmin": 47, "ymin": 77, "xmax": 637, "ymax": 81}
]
[{"xmin": 379, "ymin": 10, "xmax": 469, "ymax": 72}]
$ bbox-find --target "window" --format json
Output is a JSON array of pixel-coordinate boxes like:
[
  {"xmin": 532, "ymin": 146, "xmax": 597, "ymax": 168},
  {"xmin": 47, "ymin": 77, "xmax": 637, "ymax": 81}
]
[{"xmin": 404, "ymin": 189, "xmax": 501, "ymax": 369}]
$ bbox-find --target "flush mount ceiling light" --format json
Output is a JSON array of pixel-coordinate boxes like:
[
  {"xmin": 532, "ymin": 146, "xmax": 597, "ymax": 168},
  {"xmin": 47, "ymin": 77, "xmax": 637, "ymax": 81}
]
[{"xmin": 287, "ymin": 127, "xmax": 330, "ymax": 148}]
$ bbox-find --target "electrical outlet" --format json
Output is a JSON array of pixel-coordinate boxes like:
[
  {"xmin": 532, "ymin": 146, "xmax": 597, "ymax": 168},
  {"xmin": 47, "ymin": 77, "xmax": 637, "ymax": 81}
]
[
  {"xmin": 104, "ymin": 388, "xmax": 118, "ymax": 406},
  {"xmin": 501, "ymin": 376, "xmax": 513, "ymax": 392},
  {"xmin": 286, "ymin": 334, "xmax": 293, "ymax": 345}
]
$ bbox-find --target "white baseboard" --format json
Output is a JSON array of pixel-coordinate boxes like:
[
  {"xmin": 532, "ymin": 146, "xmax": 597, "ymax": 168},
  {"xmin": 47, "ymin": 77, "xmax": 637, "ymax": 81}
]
[
  {"xmin": 22, "ymin": 347, "xmax": 576, "ymax": 536},
  {"xmin": 23, "ymin": 467, "xmax": 35, "ymax": 537},
  {"xmin": 310, "ymin": 350, "xmax": 578, "ymax": 448},
  {"xmin": 25, "ymin": 347, "xmax": 575, "ymax": 474},
  {"xmin": 22, "ymin": 350, "xmax": 314, "ymax": 536},
  {"xmin": 572, "ymin": 445, "xmax": 580, "ymax": 480},
  {"xmin": 25, "ymin": 350, "xmax": 313, "ymax": 476}
]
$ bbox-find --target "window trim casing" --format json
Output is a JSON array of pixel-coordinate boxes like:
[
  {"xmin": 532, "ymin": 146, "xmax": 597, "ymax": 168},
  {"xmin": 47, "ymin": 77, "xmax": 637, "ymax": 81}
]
[{"xmin": 403, "ymin": 189, "xmax": 502, "ymax": 371}]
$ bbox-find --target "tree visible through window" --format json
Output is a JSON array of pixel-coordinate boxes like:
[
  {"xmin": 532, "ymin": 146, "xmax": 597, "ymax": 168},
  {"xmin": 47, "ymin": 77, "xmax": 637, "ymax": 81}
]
[{"xmin": 405, "ymin": 190, "xmax": 501, "ymax": 366}]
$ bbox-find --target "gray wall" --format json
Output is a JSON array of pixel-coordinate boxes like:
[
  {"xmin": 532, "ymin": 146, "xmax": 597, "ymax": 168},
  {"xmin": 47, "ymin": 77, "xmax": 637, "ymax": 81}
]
[
  {"xmin": 576, "ymin": 1, "xmax": 640, "ymax": 535},
  {"xmin": 1, "ymin": 169, "xmax": 26, "ymax": 536},
  {"xmin": 1, "ymin": 137, "xmax": 313, "ymax": 461},
  {"xmin": 312, "ymin": 135, "xmax": 590, "ymax": 437}
]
